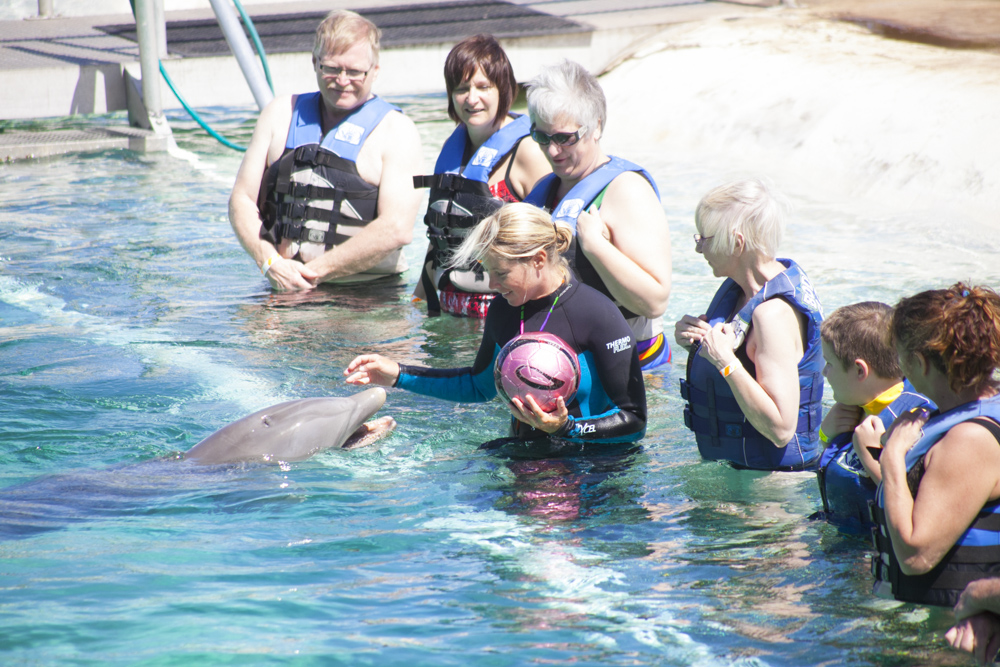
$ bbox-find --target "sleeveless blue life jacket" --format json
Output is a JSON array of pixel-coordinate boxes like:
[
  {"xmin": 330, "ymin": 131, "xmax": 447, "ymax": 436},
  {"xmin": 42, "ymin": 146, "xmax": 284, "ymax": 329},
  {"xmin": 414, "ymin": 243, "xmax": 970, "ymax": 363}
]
[
  {"xmin": 870, "ymin": 394, "xmax": 1000, "ymax": 606},
  {"xmin": 523, "ymin": 155, "xmax": 660, "ymax": 232},
  {"xmin": 412, "ymin": 115, "xmax": 531, "ymax": 312},
  {"xmin": 415, "ymin": 114, "xmax": 530, "ymax": 240},
  {"xmin": 258, "ymin": 93, "xmax": 398, "ymax": 252},
  {"xmin": 680, "ymin": 259, "xmax": 825, "ymax": 470},
  {"xmin": 816, "ymin": 380, "xmax": 933, "ymax": 533},
  {"xmin": 523, "ymin": 156, "xmax": 669, "ymax": 370}
]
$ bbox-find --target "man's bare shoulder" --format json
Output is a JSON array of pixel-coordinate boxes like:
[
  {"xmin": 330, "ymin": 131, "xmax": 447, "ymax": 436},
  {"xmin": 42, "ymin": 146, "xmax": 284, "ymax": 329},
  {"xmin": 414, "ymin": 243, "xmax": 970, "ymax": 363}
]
[
  {"xmin": 372, "ymin": 106, "xmax": 420, "ymax": 145},
  {"xmin": 258, "ymin": 94, "xmax": 296, "ymax": 131},
  {"xmin": 365, "ymin": 106, "xmax": 422, "ymax": 170}
]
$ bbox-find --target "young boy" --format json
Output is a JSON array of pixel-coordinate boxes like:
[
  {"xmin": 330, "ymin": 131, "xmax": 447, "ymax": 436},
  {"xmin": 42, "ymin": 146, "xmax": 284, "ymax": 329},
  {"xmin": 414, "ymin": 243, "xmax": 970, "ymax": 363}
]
[{"xmin": 815, "ymin": 301, "xmax": 934, "ymax": 533}]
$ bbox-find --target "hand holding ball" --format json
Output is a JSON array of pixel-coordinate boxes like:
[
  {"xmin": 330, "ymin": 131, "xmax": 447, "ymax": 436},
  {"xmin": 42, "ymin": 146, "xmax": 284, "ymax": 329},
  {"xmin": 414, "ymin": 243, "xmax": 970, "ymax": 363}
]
[{"xmin": 494, "ymin": 332, "xmax": 580, "ymax": 412}]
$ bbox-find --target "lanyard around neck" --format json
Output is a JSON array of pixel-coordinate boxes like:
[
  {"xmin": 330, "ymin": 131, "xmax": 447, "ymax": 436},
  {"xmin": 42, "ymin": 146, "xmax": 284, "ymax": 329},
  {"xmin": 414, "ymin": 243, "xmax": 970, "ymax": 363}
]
[{"xmin": 520, "ymin": 281, "xmax": 570, "ymax": 335}]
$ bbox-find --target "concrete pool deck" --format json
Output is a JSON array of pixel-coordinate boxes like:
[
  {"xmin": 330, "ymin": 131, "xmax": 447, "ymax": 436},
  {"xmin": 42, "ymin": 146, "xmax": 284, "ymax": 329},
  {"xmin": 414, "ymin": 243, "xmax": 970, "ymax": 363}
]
[{"xmin": 1, "ymin": 0, "xmax": 998, "ymax": 160}]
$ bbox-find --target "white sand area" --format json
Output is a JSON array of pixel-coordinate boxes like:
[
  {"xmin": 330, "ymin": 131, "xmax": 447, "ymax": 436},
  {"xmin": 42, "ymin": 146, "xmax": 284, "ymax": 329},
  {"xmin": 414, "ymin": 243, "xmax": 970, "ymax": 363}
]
[{"xmin": 600, "ymin": 10, "xmax": 1000, "ymax": 229}]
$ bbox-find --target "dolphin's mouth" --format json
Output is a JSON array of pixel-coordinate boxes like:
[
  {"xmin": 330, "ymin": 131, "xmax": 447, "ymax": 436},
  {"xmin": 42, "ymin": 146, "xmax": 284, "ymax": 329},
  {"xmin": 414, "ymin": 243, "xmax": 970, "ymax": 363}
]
[{"xmin": 342, "ymin": 416, "xmax": 397, "ymax": 450}]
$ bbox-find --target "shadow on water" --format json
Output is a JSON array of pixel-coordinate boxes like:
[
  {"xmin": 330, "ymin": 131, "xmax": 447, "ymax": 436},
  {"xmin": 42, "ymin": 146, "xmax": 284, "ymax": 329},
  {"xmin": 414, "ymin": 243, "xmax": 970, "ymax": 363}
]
[
  {"xmin": 0, "ymin": 457, "xmax": 302, "ymax": 541},
  {"xmin": 260, "ymin": 276, "xmax": 413, "ymax": 311}
]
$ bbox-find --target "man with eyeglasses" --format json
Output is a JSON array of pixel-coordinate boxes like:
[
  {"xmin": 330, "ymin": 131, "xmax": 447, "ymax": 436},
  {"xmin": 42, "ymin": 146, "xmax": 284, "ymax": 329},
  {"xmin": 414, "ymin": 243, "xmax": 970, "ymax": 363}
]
[{"xmin": 229, "ymin": 10, "xmax": 422, "ymax": 290}]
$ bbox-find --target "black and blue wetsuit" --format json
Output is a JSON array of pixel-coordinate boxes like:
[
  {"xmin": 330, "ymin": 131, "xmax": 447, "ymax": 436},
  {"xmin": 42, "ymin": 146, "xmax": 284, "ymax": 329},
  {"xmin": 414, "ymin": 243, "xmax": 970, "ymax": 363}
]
[{"xmin": 396, "ymin": 278, "xmax": 647, "ymax": 444}]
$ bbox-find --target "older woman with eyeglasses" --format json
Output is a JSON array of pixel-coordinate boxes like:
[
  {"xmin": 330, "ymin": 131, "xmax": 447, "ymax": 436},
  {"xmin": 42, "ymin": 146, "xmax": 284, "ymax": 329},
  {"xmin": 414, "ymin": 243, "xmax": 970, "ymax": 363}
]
[
  {"xmin": 522, "ymin": 60, "xmax": 672, "ymax": 371},
  {"xmin": 675, "ymin": 179, "xmax": 825, "ymax": 471}
]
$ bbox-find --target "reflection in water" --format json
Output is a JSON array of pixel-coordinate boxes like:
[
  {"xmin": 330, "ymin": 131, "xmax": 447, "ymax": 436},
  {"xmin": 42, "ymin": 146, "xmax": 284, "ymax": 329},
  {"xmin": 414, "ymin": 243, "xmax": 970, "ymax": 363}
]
[
  {"xmin": 424, "ymin": 446, "xmax": 722, "ymax": 661},
  {"xmin": 494, "ymin": 446, "xmax": 645, "ymax": 525}
]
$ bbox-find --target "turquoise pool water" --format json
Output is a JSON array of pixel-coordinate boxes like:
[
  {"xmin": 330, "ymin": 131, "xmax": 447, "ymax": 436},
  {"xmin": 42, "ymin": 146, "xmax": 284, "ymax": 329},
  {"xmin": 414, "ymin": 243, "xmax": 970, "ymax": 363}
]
[{"xmin": 1, "ymin": 100, "xmax": 998, "ymax": 665}]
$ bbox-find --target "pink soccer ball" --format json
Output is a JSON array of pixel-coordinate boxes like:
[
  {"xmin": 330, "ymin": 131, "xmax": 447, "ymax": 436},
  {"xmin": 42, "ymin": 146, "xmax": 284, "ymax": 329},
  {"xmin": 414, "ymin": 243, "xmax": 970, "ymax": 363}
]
[{"xmin": 494, "ymin": 332, "xmax": 580, "ymax": 412}]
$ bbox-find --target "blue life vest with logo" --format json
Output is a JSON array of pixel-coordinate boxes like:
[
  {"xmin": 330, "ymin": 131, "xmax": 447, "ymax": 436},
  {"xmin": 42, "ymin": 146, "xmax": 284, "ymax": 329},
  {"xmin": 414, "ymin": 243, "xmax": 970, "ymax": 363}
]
[
  {"xmin": 871, "ymin": 395, "xmax": 1000, "ymax": 606},
  {"xmin": 523, "ymin": 156, "xmax": 669, "ymax": 370},
  {"xmin": 416, "ymin": 113, "xmax": 530, "ymax": 240},
  {"xmin": 412, "ymin": 115, "xmax": 531, "ymax": 311},
  {"xmin": 258, "ymin": 93, "xmax": 398, "ymax": 254},
  {"xmin": 816, "ymin": 380, "xmax": 933, "ymax": 533},
  {"xmin": 680, "ymin": 259, "xmax": 825, "ymax": 470}
]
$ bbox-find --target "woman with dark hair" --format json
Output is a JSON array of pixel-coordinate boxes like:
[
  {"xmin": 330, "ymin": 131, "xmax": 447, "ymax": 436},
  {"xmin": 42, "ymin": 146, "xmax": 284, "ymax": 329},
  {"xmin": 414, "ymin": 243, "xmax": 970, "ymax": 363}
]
[
  {"xmin": 414, "ymin": 34, "xmax": 551, "ymax": 317},
  {"xmin": 870, "ymin": 283, "xmax": 1000, "ymax": 607}
]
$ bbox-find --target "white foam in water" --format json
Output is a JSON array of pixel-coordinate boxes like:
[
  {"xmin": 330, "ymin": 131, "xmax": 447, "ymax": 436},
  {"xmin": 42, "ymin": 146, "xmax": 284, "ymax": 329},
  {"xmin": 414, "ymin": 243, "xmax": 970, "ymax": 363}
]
[
  {"xmin": 0, "ymin": 275, "xmax": 282, "ymax": 413},
  {"xmin": 424, "ymin": 509, "xmax": 746, "ymax": 665},
  {"xmin": 166, "ymin": 138, "xmax": 238, "ymax": 186}
]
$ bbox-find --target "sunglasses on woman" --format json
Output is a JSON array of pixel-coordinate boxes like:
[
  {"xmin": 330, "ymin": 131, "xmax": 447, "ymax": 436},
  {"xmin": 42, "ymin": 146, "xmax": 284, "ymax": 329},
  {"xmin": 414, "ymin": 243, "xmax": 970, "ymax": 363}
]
[{"xmin": 530, "ymin": 124, "xmax": 586, "ymax": 147}]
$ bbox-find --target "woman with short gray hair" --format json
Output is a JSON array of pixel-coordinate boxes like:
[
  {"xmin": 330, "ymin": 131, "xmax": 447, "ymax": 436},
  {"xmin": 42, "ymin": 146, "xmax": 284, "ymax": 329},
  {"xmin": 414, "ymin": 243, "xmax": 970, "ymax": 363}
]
[
  {"xmin": 523, "ymin": 60, "xmax": 673, "ymax": 371},
  {"xmin": 675, "ymin": 178, "xmax": 825, "ymax": 471}
]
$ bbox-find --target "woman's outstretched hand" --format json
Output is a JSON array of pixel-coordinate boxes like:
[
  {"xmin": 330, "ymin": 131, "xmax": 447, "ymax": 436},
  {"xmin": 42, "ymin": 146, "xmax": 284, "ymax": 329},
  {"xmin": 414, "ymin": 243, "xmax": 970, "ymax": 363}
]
[{"xmin": 345, "ymin": 354, "xmax": 400, "ymax": 387}]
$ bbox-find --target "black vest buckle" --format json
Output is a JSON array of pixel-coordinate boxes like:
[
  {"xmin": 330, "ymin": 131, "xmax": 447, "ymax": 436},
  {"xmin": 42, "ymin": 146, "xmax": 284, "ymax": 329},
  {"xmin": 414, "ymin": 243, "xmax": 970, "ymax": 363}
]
[
  {"xmin": 296, "ymin": 144, "xmax": 319, "ymax": 164},
  {"xmin": 277, "ymin": 220, "xmax": 303, "ymax": 242}
]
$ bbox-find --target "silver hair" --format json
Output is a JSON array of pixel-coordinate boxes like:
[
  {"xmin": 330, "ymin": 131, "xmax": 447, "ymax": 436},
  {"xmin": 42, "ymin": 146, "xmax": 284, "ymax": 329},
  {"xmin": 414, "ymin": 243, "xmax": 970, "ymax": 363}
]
[
  {"xmin": 525, "ymin": 60, "xmax": 606, "ymax": 138},
  {"xmin": 695, "ymin": 178, "xmax": 787, "ymax": 258}
]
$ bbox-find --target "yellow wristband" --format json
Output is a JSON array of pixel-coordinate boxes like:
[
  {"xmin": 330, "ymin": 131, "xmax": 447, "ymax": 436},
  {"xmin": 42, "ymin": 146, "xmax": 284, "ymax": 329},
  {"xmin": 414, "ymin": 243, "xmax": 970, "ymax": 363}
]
[
  {"xmin": 818, "ymin": 427, "xmax": 830, "ymax": 444},
  {"xmin": 720, "ymin": 361, "xmax": 738, "ymax": 378},
  {"xmin": 261, "ymin": 254, "xmax": 281, "ymax": 275}
]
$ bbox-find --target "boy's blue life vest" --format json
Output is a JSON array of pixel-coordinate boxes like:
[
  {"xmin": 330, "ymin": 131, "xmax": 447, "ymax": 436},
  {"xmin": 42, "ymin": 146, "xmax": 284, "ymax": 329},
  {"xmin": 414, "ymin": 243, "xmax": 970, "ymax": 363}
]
[
  {"xmin": 816, "ymin": 380, "xmax": 933, "ymax": 533},
  {"xmin": 411, "ymin": 114, "xmax": 531, "ymax": 314},
  {"xmin": 523, "ymin": 156, "xmax": 670, "ymax": 370},
  {"xmin": 680, "ymin": 259, "xmax": 825, "ymax": 470},
  {"xmin": 258, "ymin": 93, "xmax": 398, "ymax": 256},
  {"xmin": 870, "ymin": 394, "xmax": 1000, "ymax": 607}
]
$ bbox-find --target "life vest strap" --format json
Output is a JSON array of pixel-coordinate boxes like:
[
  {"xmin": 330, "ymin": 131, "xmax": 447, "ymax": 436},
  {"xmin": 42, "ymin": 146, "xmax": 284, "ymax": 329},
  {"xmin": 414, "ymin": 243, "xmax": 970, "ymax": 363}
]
[
  {"xmin": 274, "ymin": 220, "xmax": 335, "ymax": 247},
  {"xmin": 414, "ymin": 173, "xmax": 467, "ymax": 192},
  {"xmin": 276, "ymin": 180, "xmax": 377, "ymax": 203}
]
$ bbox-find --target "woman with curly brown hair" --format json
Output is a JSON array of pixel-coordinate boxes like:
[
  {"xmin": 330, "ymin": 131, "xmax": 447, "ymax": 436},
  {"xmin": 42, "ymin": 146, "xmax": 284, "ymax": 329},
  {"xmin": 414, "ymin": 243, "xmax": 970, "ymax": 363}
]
[{"xmin": 870, "ymin": 283, "xmax": 1000, "ymax": 608}]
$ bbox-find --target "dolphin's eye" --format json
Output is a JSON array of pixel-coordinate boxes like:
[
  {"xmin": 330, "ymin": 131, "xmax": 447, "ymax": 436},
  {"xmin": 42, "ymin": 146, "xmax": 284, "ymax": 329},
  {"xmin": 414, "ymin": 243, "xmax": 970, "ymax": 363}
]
[{"xmin": 261, "ymin": 416, "xmax": 272, "ymax": 427}]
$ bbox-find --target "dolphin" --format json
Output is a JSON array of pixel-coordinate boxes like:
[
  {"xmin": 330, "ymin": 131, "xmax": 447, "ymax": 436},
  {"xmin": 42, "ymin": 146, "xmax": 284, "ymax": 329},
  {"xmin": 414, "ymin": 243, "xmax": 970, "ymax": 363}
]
[{"xmin": 184, "ymin": 387, "xmax": 396, "ymax": 464}]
